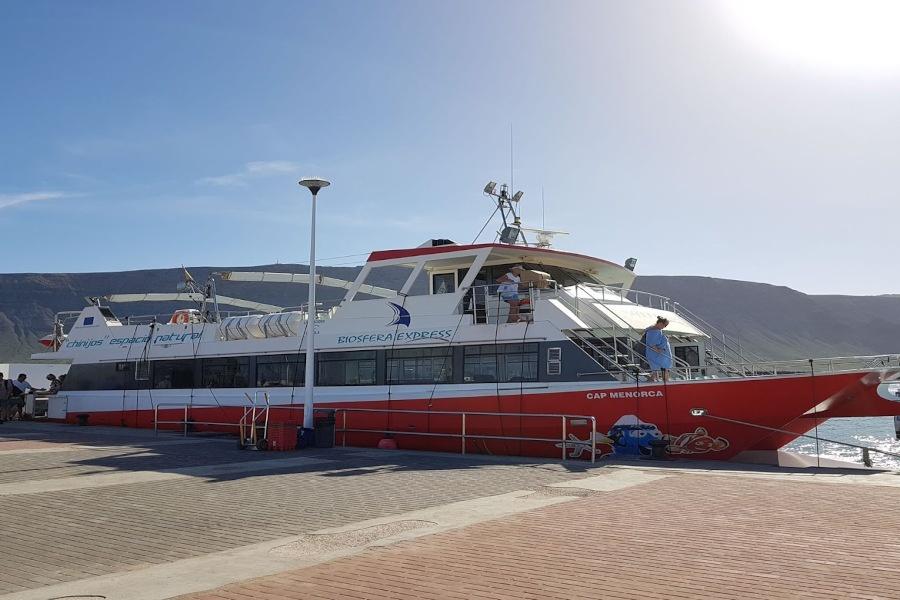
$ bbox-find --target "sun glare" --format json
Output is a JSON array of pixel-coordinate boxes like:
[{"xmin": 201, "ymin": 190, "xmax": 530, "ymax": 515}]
[{"xmin": 721, "ymin": 0, "xmax": 900, "ymax": 75}]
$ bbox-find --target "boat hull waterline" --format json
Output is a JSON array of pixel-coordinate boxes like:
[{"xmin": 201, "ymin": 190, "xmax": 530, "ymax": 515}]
[{"xmin": 61, "ymin": 369, "xmax": 900, "ymax": 461}]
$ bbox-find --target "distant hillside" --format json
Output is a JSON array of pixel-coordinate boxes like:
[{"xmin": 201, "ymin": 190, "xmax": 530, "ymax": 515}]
[
  {"xmin": 0, "ymin": 264, "xmax": 417, "ymax": 361},
  {"xmin": 1, "ymin": 266, "xmax": 898, "ymax": 362},
  {"xmin": 634, "ymin": 276, "xmax": 900, "ymax": 360}
]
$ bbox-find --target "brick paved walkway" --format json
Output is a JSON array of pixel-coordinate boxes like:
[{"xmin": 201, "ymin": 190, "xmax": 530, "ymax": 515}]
[
  {"xmin": 178, "ymin": 473, "xmax": 900, "ymax": 600},
  {"xmin": 0, "ymin": 422, "xmax": 603, "ymax": 596}
]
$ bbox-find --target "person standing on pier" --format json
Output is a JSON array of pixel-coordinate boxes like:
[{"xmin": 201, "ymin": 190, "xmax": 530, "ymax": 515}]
[
  {"xmin": 0, "ymin": 373, "xmax": 12, "ymax": 423},
  {"xmin": 643, "ymin": 317, "xmax": 673, "ymax": 382},
  {"xmin": 9, "ymin": 374, "xmax": 38, "ymax": 420}
]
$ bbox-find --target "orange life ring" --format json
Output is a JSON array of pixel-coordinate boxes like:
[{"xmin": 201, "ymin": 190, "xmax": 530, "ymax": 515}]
[{"xmin": 170, "ymin": 310, "xmax": 192, "ymax": 325}]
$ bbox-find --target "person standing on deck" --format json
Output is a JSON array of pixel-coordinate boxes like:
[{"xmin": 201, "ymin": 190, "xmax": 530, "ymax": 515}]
[
  {"xmin": 643, "ymin": 317, "xmax": 673, "ymax": 382},
  {"xmin": 496, "ymin": 265, "xmax": 524, "ymax": 323}
]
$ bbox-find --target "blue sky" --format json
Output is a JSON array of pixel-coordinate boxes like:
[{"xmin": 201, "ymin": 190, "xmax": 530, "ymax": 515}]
[{"xmin": 3, "ymin": 1, "xmax": 899, "ymax": 295}]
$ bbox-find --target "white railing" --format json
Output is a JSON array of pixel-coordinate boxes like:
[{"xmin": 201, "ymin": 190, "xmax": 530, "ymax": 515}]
[
  {"xmin": 335, "ymin": 408, "xmax": 598, "ymax": 462},
  {"xmin": 691, "ymin": 407, "xmax": 900, "ymax": 467},
  {"xmin": 678, "ymin": 355, "xmax": 900, "ymax": 378},
  {"xmin": 460, "ymin": 283, "xmax": 540, "ymax": 324}
]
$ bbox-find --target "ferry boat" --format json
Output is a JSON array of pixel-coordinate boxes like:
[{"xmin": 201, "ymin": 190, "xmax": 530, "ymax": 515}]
[{"xmin": 33, "ymin": 182, "xmax": 900, "ymax": 463}]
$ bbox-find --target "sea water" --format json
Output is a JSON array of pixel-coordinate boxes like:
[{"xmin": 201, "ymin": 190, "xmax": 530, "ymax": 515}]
[{"xmin": 784, "ymin": 417, "xmax": 900, "ymax": 470}]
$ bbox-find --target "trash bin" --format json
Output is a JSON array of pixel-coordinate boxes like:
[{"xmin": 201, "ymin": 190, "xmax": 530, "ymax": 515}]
[
  {"xmin": 314, "ymin": 409, "xmax": 336, "ymax": 448},
  {"xmin": 649, "ymin": 439, "xmax": 668, "ymax": 460}
]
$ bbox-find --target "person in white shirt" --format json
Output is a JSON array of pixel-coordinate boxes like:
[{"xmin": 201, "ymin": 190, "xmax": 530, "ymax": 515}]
[
  {"xmin": 9, "ymin": 374, "xmax": 38, "ymax": 420},
  {"xmin": 496, "ymin": 265, "xmax": 524, "ymax": 323}
]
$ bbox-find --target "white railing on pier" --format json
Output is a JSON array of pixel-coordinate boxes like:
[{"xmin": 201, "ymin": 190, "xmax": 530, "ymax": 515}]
[{"xmin": 335, "ymin": 408, "xmax": 598, "ymax": 463}]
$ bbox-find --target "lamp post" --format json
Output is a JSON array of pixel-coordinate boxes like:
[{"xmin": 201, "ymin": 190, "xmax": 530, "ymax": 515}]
[{"xmin": 298, "ymin": 177, "xmax": 330, "ymax": 434}]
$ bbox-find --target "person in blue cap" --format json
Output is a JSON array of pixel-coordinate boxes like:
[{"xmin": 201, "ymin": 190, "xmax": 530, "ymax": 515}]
[{"xmin": 643, "ymin": 317, "xmax": 672, "ymax": 382}]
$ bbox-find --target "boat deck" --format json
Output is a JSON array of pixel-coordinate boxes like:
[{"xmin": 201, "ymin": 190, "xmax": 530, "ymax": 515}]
[{"xmin": 1, "ymin": 422, "xmax": 899, "ymax": 600}]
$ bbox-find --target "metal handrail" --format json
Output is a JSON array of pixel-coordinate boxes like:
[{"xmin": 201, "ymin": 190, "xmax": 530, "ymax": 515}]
[
  {"xmin": 153, "ymin": 401, "xmax": 305, "ymax": 436},
  {"xmin": 691, "ymin": 408, "xmax": 900, "ymax": 468},
  {"xmin": 461, "ymin": 283, "xmax": 540, "ymax": 324},
  {"xmin": 679, "ymin": 355, "xmax": 900, "ymax": 378},
  {"xmin": 334, "ymin": 407, "xmax": 598, "ymax": 463},
  {"xmin": 553, "ymin": 287, "xmax": 694, "ymax": 379},
  {"xmin": 669, "ymin": 301, "xmax": 762, "ymax": 365},
  {"xmin": 558, "ymin": 284, "xmax": 900, "ymax": 379},
  {"xmin": 153, "ymin": 402, "xmax": 235, "ymax": 435},
  {"xmin": 565, "ymin": 283, "xmax": 758, "ymax": 371}
]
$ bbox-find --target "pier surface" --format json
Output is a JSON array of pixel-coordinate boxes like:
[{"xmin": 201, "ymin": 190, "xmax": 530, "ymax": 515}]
[{"xmin": 1, "ymin": 422, "xmax": 899, "ymax": 600}]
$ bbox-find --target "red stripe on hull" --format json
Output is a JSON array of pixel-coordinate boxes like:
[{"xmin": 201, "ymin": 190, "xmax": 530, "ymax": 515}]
[{"xmin": 63, "ymin": 370, "xmax": 898, "ymax": 461}]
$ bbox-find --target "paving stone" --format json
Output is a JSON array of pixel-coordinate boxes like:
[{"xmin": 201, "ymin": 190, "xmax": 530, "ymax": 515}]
[
  {"xmin": 178, "ymin": 473, "xmax": 900, "ymax": 600},
  {"xmin": 0, "ymin": 422, "xmax": 602, "ymax": 595}
]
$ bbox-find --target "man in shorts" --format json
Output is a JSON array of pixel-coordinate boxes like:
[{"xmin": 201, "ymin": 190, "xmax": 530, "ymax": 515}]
[{"xmin": 496, "ymin": 265, "xmax": 524, "ymax": 323}]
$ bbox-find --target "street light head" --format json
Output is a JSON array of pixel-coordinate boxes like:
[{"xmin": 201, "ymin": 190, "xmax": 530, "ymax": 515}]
[{"xmin": 299, "ymin": 178, "xmax": 331, "ymax": 196}]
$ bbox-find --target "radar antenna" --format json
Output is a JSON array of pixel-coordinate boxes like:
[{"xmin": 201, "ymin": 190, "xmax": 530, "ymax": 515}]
[
  {"xmin": 520, "ymin": 227, "xmax": 569, "ymax": 249},
  {"xmin": 482, "ymin": 181, "xmax": 527, "ymax": 245}
]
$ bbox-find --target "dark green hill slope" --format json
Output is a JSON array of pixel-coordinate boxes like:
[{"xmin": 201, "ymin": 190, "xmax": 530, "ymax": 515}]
[{"xmin": 2, "ymin": 266, "xmax": 897, "ymax": 362}]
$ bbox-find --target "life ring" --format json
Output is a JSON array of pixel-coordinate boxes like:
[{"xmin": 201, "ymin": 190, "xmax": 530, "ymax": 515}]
[{"xmin": 170, "ymin": 310, "xmax": 193, "ymax": 325}]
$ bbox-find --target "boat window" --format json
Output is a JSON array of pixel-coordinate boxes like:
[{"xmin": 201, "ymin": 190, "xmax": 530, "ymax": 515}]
[
  {"xmin": 62, "ymin": 363, "xmax": 131, "ymax": 391},
  {"xmin": 152, "ymin": 360, "xmax": 195, "ymax": 389},
  {"xmin": 547, "ymin": 347, "xmax": 562, "ymax": 375},
  {"xmin": 674, "ymin": 345, "xmax": 701, "ymax": 367},
  {"xmin": 463, "ymin": 343, "xmax": 539, "ymax": 383},
  {"xmin": 386, "ymin": 347, "xmax": 453, "ymax": 384},
  {"xmin": 431, "ymin": 272, "xmax": 456, "ymax": 294},
  {"xmin": 98, "ymin": 307, "xmax": 118, "ymax": 321},
  {"xmin": 515, "ymin": 263, "xmax": 591, "ymax": 287},
  {"xmin": 317, "ymin": 350, "xmax": 376, "ymax": 386},
  {"xmin": 257, "ymin": 354, "xmax": 305, "ymax": 387},
  {"xmin": 201, "ymin": 357, "xmax": 250, "ymax": 388},
  {"xmin": 355, "ymin": 265, "xmax": 420, "ymax": 299}
]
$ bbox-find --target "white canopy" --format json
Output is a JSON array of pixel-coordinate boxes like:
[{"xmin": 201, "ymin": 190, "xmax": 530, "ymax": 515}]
[
  {"xmin": 103, "ymin": 293, "xmax": 283, "ymax": 313},
  {"xmin": 219, "ymin": 271, "xmax": 396, "ymax": 299},
  {"xmin": 592, "ymin": 303, "xmax": 705, "ymax": 337}
]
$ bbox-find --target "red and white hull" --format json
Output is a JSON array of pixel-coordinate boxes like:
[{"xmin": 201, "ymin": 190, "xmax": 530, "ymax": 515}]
[{"xmin": 60, "ymin": 369, "xmax": 900, "ymax": 461}]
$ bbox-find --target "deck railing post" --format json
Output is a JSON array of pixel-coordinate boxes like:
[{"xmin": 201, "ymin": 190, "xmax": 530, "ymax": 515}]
[
  {"xmin": 343, "ymin": 410, "xmax": 347, "ymax": 447},
  {"xmin": 154, "ymin": 404, "xmax": 158, "ymax": 435},
  {"xmin": 561, "ymin": 416, "xmax": 567, "ymax": 460},
  {"xmin": 590, "ymin": 418, "xmax": 596, "ymax": 464},
  {"xmin": 183, "ymin": 405, "xmax": 188, "ymax": 437},
  {"xmin": 461, "ymin": 413, "xmax": 466, "ymax": 455}
]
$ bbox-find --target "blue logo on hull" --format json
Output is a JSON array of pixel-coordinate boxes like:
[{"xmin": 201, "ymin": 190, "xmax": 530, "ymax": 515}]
[{"xmin": 387, "ymin": 302, "xmax": 411, "ymax": 327}]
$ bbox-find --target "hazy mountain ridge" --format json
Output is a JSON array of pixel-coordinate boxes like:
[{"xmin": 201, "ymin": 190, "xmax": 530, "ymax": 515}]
[{"xmin": 1, "ymin": 266, "xmax": 898, "ymax": 362}]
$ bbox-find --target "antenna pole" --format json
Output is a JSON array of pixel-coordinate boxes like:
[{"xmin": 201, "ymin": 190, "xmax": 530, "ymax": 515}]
[
  {"xmin": 509, "ymin": 123, "xmax": 514, "ymax": 195},
  {"xmin": 542, "ymin": 186, "xmax": 545, "ymax": 230}
]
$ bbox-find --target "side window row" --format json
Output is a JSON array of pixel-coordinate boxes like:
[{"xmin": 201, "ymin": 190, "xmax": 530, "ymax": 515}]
[{"xmin": 64, "ymin": 344, "xmax": 544, "ymax": 391}]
